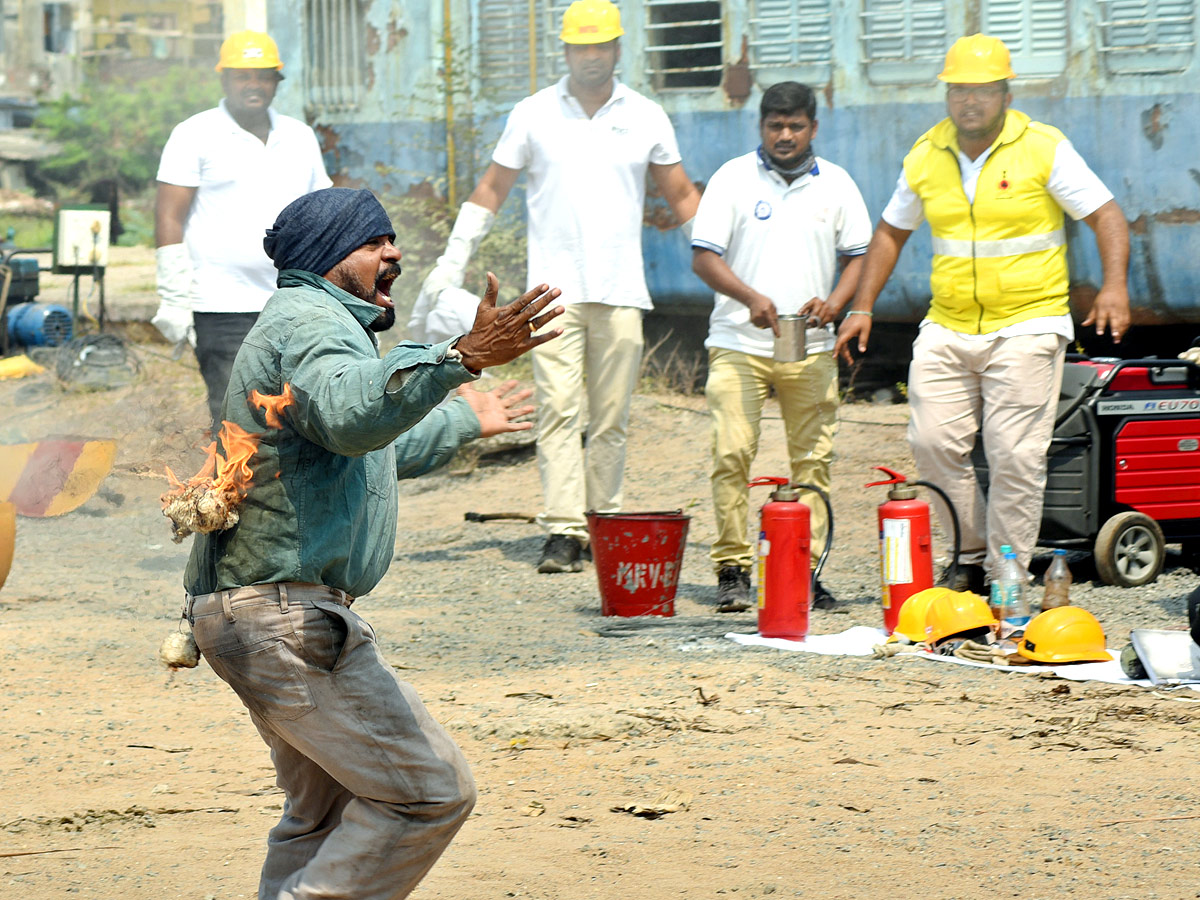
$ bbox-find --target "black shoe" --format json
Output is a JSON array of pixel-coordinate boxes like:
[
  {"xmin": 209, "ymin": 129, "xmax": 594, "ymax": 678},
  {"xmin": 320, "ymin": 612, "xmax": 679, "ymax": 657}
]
[
  {"xmin": 941, "ymin": 563, "xmax": 987, "ymax": 594},
  {"xmin": 812, "ymin": 579, "xmax": 837, "ymax": 610},
  {"xmin": 537, "ymin": 534, "xmax": 585, "ymax": 573},
  {"xmin": 716, "ymin": 566, "xmax": 752, "ymax": 612}
]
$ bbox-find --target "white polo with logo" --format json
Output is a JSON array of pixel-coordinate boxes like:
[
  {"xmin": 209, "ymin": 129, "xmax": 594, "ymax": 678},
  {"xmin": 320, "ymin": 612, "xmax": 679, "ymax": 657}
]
[
  {"xmin": 157, "ymin": 100, "xmax": 332, "ymax": 313},
  {"xmin": 693, "ymin": 151, "xmax": 871, "ymax": 356},
  {"xmin": 491, "ymin": 77, "xmax": 681, "ymax": 309}
]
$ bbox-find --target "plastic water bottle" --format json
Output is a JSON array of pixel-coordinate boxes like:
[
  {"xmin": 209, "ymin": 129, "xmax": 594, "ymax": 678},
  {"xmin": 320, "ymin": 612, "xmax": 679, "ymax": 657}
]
[
  {"xmin": 1042, "ymin": 549, "xmax": 1072, "ymax": 611},
  {"xmin": 994, "ymin": 549, "xmax": 1031, "ymax": 632},
  {"xmin": 989, "ymin": 544, "xmax": 1013, "ymax": 621}
]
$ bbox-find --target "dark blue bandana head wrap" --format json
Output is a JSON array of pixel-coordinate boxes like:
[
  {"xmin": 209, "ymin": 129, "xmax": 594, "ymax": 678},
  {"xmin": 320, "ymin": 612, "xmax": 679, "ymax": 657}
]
[{"xmin": 263, "ymin": 187, "xmax": 395, "ymax": 280}]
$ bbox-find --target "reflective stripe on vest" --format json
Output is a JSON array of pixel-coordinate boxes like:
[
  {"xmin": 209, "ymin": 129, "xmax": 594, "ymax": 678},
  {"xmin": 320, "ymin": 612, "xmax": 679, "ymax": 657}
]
[{"xmin": 931, "ymin": 227, "xmax": 1065, "ymax": 260}]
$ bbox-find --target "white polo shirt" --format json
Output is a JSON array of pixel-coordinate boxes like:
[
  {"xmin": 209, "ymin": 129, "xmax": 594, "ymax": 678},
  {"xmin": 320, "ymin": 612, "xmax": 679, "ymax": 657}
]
[
  {"xmin": 491, "ymin": 77, "xmax": 682, "ymax": 309},
  {"xmin": 157, "ymin": 100, "xmax": 332, "ymax": 313},
  {"xmin": 881, "ymin": 134, "xmax": 1113, "ymax": 342},
  {"xmin": 693, "ymin": 151, "xmax": 872, "ymax": 357}
]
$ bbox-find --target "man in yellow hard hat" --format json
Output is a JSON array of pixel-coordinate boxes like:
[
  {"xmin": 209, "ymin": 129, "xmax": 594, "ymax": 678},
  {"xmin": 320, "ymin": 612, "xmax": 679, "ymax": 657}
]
[
  {"xmin": 153, "ymin": 30, "xmax": 332, "ymax": 433},
  {"xmin": 413, "ymin": 0, "xmax": 701, "ymax": 574},
  {"xmin": 834, "ymin": 34, "xmax": 1130, "ymax": 592}
]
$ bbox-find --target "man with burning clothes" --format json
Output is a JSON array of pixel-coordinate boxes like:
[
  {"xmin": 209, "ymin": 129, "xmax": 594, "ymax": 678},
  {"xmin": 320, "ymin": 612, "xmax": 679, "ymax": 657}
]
[
  {"xmin": 835, "ymin": 34, "xmax": 1130, "ymax": 592},
  {"xmin": 183, "ymin": 187, "xmax": 563, "ymax": 900},
  {"xmin": 153, "ymin": 30, "xmax": 332, "ymax": 433}
]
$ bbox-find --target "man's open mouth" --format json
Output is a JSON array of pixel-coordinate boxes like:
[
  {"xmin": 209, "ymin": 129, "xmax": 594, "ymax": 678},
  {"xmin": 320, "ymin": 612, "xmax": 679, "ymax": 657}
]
[{"xmin": 374, "ymin": 268, "xmax": 401, "ymax": 307}]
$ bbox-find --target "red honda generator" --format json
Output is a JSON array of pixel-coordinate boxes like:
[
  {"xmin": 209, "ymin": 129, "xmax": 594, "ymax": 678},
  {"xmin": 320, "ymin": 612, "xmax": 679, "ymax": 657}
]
[{"xmin": 975, "ymin": 357, "xmax": 1200, "ymax": 587}]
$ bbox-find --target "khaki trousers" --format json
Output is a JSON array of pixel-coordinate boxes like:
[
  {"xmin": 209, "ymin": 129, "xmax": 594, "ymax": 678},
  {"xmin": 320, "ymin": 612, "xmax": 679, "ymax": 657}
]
[
  {"xmin": 907, "ymin": 327, "xmax": 1066, "ymax": 578},
  {"xmin": 187, "ymin": 583, "xmax": 476, "ymax": 900},
  {"xmin": 705, "ymin": 348, "xmax": 839, "ymax": 573},
  {"xmin": 532, "ymin": 303, "xmax": 644, "ymax": 540}
]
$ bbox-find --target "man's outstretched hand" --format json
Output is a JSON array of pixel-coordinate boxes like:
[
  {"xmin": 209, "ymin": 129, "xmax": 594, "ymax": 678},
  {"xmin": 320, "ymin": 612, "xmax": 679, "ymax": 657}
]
[
  {"xmin": 455, "ymin": 273, "xmax": 563, "ymax": 371},
  {"xmin": 457, "ymin": 380, "xmax": 535, "ymax": 438}
]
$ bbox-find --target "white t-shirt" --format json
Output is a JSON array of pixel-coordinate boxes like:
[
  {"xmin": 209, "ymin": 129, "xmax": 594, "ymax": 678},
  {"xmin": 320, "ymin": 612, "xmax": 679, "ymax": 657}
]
[
  {"xmin": 881, "ymin": 135, "xmax": 1113, "ymax": 342},
  {"xmin": 693, "ymin": 152, "xmax": 871, "ymax": 357},
  {"xmin": 157, "ymin": 101, "xmax": 332, "ymax": 313},
  {"xmin": 491, "ymin": 77, "xmax": 682, "ymax": 309}
]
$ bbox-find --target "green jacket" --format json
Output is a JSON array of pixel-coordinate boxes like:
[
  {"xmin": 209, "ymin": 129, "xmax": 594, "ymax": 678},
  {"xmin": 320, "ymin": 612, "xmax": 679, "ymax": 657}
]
[{"xmin": 185, "ymin": 269, "xmax": 477, "ymax": 598}]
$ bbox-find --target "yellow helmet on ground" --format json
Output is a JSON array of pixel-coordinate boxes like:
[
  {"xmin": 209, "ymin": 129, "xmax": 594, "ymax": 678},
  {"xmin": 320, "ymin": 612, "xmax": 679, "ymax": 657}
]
[
  {"xmin": 938, "ymin": 33, "xmax": 1016, "ymax": 83},
  {"xmin": 888, "ymin": 587, "xmax": 952, "ymax": 643},
  {"xmin": 924, "ymin": 590, "xmax": 995, "ymax": 646},
  {"xmin": 216, "ymin": 30, "xmax": 284, "ymax": 72},
  {"xmin": 1017, "ymin": 607, "xmax": 1113, "ymax": 663},
  {"xmin": 561, "ymin": 0, "xmax": 624, "ymax": 45}
]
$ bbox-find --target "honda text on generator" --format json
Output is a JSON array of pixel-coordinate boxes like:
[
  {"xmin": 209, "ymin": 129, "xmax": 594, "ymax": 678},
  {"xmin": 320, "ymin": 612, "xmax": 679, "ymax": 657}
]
[{"xmin": 974, "ymin": 357, "xmax": 1200, "ymax": 587}]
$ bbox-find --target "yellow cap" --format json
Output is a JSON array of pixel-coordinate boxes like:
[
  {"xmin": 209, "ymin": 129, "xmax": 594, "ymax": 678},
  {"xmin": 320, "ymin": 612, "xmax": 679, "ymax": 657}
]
[
  {"xmin": 1018, "ymin": 607, "xmax": 1113, "ymax": 663},
  {"xmin": 216, "ymin": 30, "xmax": 283, "ymax": 72},
  {"xmin": 887, "ymin": 587, "xmax": 953, "ymax": 643},
  {"xmin": 561, "ymin": 0, "xmax": 624, "ymax": 45},
  {"xmin": 924, "ymin": 590, "xmax": 995, "ymax": 646},
  {"xmin": 938, "ymin": 33, "xmax": 1016, "ymax": 83}
]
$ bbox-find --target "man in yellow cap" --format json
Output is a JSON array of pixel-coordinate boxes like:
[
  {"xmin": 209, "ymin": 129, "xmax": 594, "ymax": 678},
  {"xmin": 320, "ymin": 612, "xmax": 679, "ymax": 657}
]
[
  {"xmin": 153, "ymin": 30, "xmax": 332, "ymax": 432},
  {"xmin": 413, "ymin": 0, "xmax": 701, "ymax": 574},
  {"xmin": 835, "ymin": 34, "xmax": 1130, "ymax": 593}
]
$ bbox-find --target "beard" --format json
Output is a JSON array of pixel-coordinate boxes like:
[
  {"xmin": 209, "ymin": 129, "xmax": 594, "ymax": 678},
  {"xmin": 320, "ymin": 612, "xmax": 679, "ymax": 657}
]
[
  {"xmin": 369, "ymin": 306, "xmax": 396, "ymax": 332},
  {"xmin": 329, "ymin": 260, "xmax": 401, "ymax": 332}
]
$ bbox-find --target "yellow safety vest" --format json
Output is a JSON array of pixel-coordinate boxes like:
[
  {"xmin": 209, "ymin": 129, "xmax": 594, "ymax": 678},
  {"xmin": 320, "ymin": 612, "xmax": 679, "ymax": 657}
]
[{"xmin": 902, "ymin": 109, "xmax": 1070, "ymax": 334}]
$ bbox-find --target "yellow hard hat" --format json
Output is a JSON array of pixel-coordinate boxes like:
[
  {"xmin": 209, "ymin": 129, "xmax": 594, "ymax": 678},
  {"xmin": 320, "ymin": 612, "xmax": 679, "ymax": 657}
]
[
  {"xmin": 1017, "ymin": 607, "xmax": 1113, "ymax": 663},
  {"xmin": 924, "ymin": 590, "xmax": 995, "ymax": 646},
  {"xmin": 888, "ymin": 587, "xmax": 952, "ymax": 643},
  {"xmin": 216, "ymin": 30, "xmax": 283, "ymax": 72},
  {"xmin": 561, "ymin": 0, "xmax": 624, "ymax": 45},
  {"xmin": 938, "ymin": 33, "xmax": 1016, "ymax": 83}
]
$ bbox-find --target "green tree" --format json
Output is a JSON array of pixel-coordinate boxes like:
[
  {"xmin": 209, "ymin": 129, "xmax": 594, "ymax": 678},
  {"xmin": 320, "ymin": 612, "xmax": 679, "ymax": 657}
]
[{"xmin": 34, "ymin": 67, "xmax": 221, "ymax": 195}]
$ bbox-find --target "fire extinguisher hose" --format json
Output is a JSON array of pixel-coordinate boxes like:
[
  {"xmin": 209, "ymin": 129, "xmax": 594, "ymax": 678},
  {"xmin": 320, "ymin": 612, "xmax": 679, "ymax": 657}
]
[
  {"xmin": 911, "ymin": 480, "xmax": 962, "ymax": 589},
  {"xmin": 792, "ymin": 482, "xmax": 834, "ymax": 589}
]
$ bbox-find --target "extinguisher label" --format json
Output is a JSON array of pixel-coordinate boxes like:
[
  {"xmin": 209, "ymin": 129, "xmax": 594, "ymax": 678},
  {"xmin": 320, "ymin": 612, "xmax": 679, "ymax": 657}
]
[
  {"xmin": 757, "ymin": 532, "xmax": 768, "ymax": 609},
  {"xmin": 880, "ymin": 518, "xmax": 913, "ymax": 585}
]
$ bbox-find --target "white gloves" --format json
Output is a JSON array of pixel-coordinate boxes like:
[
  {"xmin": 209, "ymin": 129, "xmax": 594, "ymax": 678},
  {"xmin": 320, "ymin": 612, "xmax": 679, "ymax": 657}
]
[
  {"xmin": 1179, "ymin": 346, "xmax": 1200, "ymax": 364},
  {"xmin": 408, "ymin": 201, "xmax": 495, "ymax": 341},
  {"xmin": 153, "ymin": 243, "xmax": 197, "ymax": 347}
]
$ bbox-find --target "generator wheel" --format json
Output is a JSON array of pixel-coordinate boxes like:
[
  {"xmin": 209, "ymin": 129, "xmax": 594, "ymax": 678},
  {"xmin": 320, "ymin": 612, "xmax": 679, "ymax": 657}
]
[{"xmin": 1094, "ymin": 512, "xmax": 1165, "ymax": 587}]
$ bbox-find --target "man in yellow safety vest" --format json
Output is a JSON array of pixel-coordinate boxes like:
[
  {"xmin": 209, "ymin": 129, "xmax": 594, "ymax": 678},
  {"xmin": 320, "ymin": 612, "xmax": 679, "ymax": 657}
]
[{"xmin": 834, "ymin": 33, "xmax": 1130, "ymax": 593}]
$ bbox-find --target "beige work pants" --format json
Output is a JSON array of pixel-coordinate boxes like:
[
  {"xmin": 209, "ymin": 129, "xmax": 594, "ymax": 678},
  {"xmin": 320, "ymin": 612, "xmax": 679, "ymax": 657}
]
[
  {"xmin": 907, "ymin": 327, "xmax": 1066, "ymax": 579},
  {"xmin": 532, "ymin": 303, "xmax": 644, "ymax": 541},
  {"xmin": 187, "ymin": 583, "xmax": 476, "ymax": 900},
  {"xmin": 705, "ymin": 348, "xmax": 839, "ymax": 573}
]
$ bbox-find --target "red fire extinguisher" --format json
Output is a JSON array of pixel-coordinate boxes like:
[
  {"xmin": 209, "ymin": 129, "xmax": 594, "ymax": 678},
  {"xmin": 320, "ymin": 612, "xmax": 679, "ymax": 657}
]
[
  {"xmin": 864, "ymin": 466, "xmax": 961, "ymax": 634},
  {"xmin": 747, "ymin": 477, "xmax": 834, "ymax": 640}
]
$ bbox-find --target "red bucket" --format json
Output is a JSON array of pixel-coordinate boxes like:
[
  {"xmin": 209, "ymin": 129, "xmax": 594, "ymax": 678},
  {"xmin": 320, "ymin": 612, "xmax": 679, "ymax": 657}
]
[{"xmin": 586, "ymin": 510, "xmax": 690, "ymax": 617}]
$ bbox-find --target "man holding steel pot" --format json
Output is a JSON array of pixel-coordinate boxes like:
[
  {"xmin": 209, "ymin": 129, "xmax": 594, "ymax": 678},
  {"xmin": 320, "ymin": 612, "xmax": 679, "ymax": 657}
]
[{"xmin": 691, "ymin": 81, "xmax": 871, "ymax": 613}]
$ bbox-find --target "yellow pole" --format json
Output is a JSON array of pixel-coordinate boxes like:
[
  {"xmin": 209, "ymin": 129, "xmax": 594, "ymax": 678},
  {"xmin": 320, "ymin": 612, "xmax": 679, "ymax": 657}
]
[
  {"xmin": 529, "ymin": 0, "xmax": 538, "ymax": 94},
  {"xmin": 443, "ymin": 0, "xmax": 457, "ymax": 208}
]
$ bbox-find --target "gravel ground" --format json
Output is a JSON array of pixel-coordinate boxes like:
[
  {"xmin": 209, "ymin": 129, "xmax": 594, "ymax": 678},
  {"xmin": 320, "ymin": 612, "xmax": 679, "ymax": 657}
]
[{"xmin": 2, "ymin": 341, "xmax": 1200, "ymax": 899}]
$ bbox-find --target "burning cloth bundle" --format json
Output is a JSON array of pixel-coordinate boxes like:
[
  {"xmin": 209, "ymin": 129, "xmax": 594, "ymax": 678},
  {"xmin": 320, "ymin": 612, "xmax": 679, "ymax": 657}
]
[{"xmin": 160, "ymin": 385, "xmax": 294, "ymax": 542}]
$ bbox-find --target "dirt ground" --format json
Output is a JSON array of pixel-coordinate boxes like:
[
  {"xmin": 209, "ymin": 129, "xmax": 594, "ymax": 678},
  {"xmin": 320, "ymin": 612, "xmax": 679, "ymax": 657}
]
[{"xmin": 4, "ymin": 328, "xmax": 1200, "ymax": 900}]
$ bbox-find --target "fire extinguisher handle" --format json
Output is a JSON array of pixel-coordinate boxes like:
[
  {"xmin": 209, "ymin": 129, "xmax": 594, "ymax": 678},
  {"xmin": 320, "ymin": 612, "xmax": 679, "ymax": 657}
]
[
  {"xmin": 748, "ymin": 476, "xmax": 790, "ymax": 490},
  {"xmin": 863, "ymin": 465, "xmax": 908, "ymax": 489}
]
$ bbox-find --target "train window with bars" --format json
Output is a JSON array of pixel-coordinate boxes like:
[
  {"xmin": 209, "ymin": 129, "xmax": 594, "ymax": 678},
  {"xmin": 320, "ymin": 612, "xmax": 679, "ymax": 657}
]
[
  {"xmin": 983, "ymin": 0, "xmax": 1068, "ymax": 77},
  {"xmin": 1098, "ymin": 0, "xmax": 1196, "ymax": 74},
  {"xmin": 859, "ymin": 0, "xmax": 947, "ymax": 84},
  {"xmin": 645, "ymin": 0, "xmax": 724, "ymax": 90},
  {"xmin": 476, "ymin": 0, "xmax": 573, "ymax": 104},
  {"xmin": 477, "ymin": 0, "xmax": 542, "ymax": 103},
  {"xmin": 749, "ymin": 0, "xmax": 833, "ymax": 80},
  {"xmin": 305, "ymin": 0, "xmax": 365, "ymax": 114}
]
